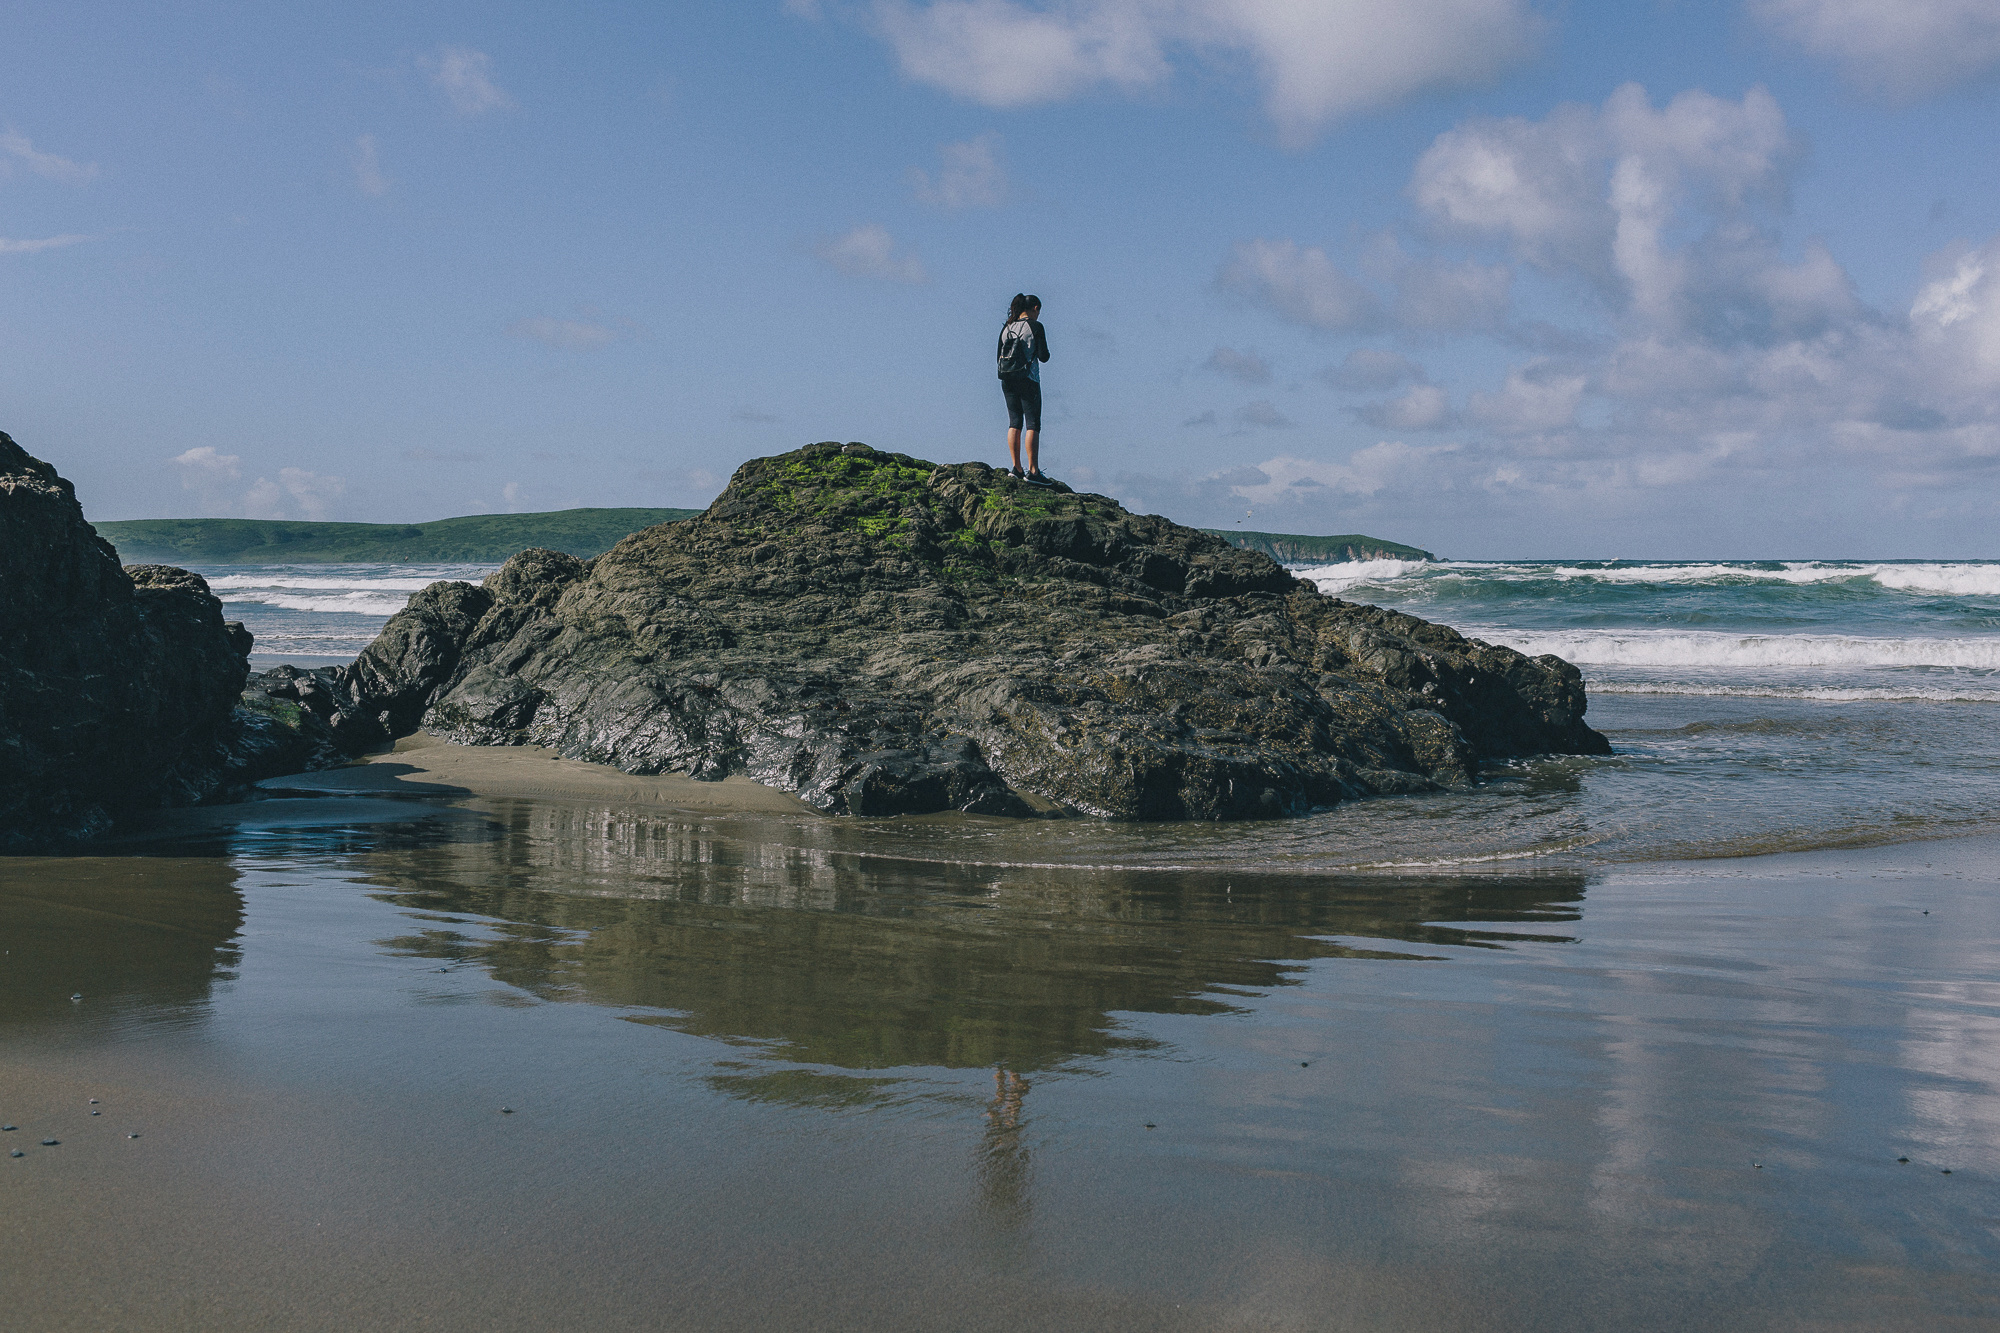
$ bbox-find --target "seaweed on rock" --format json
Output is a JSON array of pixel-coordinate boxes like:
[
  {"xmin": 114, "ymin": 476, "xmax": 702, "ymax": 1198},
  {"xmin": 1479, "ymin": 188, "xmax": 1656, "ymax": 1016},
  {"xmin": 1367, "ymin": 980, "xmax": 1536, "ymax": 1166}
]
[{"xmin": 337, "ymin": 442, "xmax": 1610, "ymax": 820}]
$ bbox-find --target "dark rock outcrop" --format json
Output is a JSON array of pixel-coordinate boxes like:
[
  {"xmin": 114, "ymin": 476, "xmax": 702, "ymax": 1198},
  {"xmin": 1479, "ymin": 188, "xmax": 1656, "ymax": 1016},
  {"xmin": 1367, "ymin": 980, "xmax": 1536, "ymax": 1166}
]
[
  {"xmin": 339, "ymin": 442, "xmax": 1609, "ymax": 820},
  {"xmin": 0, "ymin": 433, "xmax": 251, "ymax": 848}
]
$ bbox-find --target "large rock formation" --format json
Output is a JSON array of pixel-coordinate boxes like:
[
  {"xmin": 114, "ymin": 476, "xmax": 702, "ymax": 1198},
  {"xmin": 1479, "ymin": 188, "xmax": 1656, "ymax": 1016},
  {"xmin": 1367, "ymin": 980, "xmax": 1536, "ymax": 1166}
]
[
  {"xmin": 0, "ymin": 433, "xmax": 252, "ymax": 848},
  {"xmin": 337, "ymin": 442, "xmax": 1609, "ymax": 820}
]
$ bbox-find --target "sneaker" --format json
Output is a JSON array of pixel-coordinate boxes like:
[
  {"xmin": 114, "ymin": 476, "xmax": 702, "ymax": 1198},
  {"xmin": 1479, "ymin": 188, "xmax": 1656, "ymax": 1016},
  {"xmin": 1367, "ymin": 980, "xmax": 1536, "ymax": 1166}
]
[
  {"xmin": 1011, "ymin": 466, "xmax": 1026, "ymax": 479},
  {"xmin": 1025, "ymin": 470, "xmax": 1053, "ymax": 486}
]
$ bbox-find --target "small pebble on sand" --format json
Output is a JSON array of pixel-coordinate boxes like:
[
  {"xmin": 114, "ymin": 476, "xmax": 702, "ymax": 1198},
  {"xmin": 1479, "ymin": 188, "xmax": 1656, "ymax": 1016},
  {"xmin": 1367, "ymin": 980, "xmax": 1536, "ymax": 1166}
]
[
  {"xmin": 41, "ymin": 1139, "xmax": 58, "ymax": 1146},
  {"xmin": 500, "ymin": 1107, "xmax": 514, "ymax": 1114},
  {"xmin": 9, "ymin": 1150, "xmax": 21, "ymax": 1158},
  {"xmin": 128, "ymin": 1133, "xmax": 141, "ymax": 1139}
]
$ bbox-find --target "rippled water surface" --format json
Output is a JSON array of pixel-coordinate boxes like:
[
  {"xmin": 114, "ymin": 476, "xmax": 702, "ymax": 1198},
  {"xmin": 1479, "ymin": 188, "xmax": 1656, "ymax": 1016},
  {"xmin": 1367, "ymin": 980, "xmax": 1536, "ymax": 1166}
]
[{"xmin": 6, "ymin": 800, "xmax": 1999, "ymax": 1330}]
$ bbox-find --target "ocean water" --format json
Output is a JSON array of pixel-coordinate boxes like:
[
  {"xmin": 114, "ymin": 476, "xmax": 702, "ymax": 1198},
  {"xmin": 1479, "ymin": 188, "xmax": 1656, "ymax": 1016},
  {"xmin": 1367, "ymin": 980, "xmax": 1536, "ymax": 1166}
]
[
  {"xmin": 203, "ymin": 563, "xmax": 498, "ymax": 664},
  {"xmin": 200, "ymin": 558, "xmax": 2000, "ymax": 865}
]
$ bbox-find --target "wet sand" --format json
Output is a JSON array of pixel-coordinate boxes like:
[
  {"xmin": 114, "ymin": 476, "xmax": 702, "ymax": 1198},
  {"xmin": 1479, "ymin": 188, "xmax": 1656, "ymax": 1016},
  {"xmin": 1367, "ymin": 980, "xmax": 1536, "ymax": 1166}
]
[
  {"xmin": 6, "ymin": 794, "xmax": 2000, "ymax": 1329},
  {"xmin": 257, "ymin": 731, "xmax": 820, "ymax": 815}
]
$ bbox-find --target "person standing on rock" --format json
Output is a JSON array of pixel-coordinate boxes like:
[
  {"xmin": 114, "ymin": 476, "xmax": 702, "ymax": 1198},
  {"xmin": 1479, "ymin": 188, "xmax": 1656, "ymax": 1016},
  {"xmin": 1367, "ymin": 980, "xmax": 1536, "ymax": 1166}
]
[{"xmin": 997, "ymin": 293, "xmax": 1052, "ymax": 484}]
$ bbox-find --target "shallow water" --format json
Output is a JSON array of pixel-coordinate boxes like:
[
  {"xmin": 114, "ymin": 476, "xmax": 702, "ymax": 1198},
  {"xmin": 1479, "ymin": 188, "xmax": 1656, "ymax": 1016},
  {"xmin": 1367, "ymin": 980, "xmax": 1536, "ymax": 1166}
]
[
  {"xmin": 5, "ymin": 797, "xmax": 1999, "ymax": 1329},
  {"xmin": 199, "ymin": 557, "xmax": 2000, "ymax": 867}
]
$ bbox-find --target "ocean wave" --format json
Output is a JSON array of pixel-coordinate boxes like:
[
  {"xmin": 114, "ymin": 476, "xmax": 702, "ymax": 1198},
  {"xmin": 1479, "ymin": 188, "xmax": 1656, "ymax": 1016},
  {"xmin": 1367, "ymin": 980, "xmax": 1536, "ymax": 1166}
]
[
  {"xmin": 1292, "ymin": 558, "xmax": 1431, "ymax": 592},
  {"xmin": 1459, "ymin": 627, "xmax": 2000, "ymax": 670},
  {"xmin": 217, "ymin": 591, "xmax": 413, "ymax": 615},
  {"xmin": 205, "ymin": 573, "xmax": 450, "ymax": 592},
  {"xmin": 1589, "ymin": 682, "xmax": 2000, "ymax": 703},
  {"xmin": 1861, "ymin": 564, "xmax": 2000, "ymax": 596},
  {"xmin": 1299, "ymin": 559, "xmax": 2000, "ymax": 597}
]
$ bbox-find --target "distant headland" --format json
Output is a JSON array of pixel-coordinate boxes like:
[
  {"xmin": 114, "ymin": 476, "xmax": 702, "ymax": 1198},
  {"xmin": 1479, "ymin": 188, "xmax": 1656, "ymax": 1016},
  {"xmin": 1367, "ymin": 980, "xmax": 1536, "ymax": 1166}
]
[
  {"xmin": 1198, "ymin": 529, "xmax": 1434, "ymax": 564},
  {"xmin": 95, "ymin": 508, "xmax": 1432, "ymax": 566},
  {"xmin": 93, "ymin": 508, "xmax": 703, "ymax": 565}
]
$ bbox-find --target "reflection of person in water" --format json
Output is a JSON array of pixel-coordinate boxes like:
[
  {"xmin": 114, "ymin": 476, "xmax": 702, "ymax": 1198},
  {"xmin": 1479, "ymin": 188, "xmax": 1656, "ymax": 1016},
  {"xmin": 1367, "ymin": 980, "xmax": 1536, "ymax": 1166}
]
[
  {"xmin": 988, "ymin": 1066, "xmax": 1029, "ymax": 1129},
  {"xmin": 977, "ymin": 1066, "xmax": 1034, "ymax": 1240}
]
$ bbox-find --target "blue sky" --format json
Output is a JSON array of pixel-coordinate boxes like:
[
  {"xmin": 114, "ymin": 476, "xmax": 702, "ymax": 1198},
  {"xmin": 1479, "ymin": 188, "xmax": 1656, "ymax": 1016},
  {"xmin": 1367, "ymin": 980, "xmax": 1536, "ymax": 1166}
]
[{"xmin": 4, "ymin": 1, "xmax": 1999, "ymax": 557}]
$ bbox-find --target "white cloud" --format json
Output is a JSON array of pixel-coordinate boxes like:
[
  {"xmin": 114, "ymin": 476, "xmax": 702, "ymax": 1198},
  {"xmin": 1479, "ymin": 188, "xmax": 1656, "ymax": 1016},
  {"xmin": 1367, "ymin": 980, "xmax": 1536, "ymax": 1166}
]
[
  {"xmin": 0, "ymin": 233, "xmax": 90, "ymax": 254},
  {"xmin": 1221, "ymin": 235, "xmax": 1511, "ymax": 334},
  {"xmin": 242, "ymin": 478, "xmax": 286, "ymax": 520},
  {"xmin": 1222, "ymin": 443, "xmax": 1458, "ymax": 504},
  {"xmin": 509, "ymin": 315, "xmax": 620, "ymax": 350},
  {"xmin": 172, "ymin": 446, "xmax": 245, "ymax": 516},
  {"xmin": 427, "ymin": 47, "xmax": 514, "ymax": 115},
  {"xmin": 1321, "ymin": 348, "xmax": 1427, "ymax": 392},
  {"xmin": 181, "ymin": 450, "xmax": 344, "ymax": 521},
  {"xmin": 0, "ymin": 129, "xmax": 98, "ymax": 183},
  {"xmin": 1752, "ymin": 0, "xmax": 2000, "ymax": 98},
  {"xmin": 872, "ymin": 0, "xmax": 1170, "ymax": 108},
  {"xmin": 813, "ymin": 223, "xmax": 929, "ymax": 283},
  {"xmin": 1467, "ymin": 362, "xmax": 1586, "ymax": 432},
  {"xmin": 1235, "ymin": 399, "xmax": 1293, "ymax": 429},
  {"xmin": 1393, "ymin": 255, "xmax": 1512, "ymax": 331},
  {"xmin": 1205, "ymin": 345, "xmax": 1271, "ymax": 383},
  {"xmin": 1219, "ymin": 238, "xmax": 1383, "ymax": 330},
  {"xmin": 866, "ymin": 0, "xmax": 1538, "ymax": 143},
  {"xmin": 1910, "ymin": 236, "xmax": 2000, "ymax": 388},
  {"xmin": 1359, "ymin": 382, "xmax": 1453, "ymax": 430},
  {"xmin": 172, "ymin": 446, "xmax": 243, "ymax": 482},
  {"xmin": 352, "ymin": 135, "xmax": 389, "ymax": 197},
  {"xmin": 909, "ymin": 131, "xmax": 1008, "ymax": 208},
  {"xmin": 275, "ymin": 468, "xmax": 345, "ymax": 521},
  {"xmin": 1205, "ymin": 82, "xmax": 2000, "ymax": 521},
  {"xmin": 1411, "ymin": 84, "xmax": 1799, "ymax": 316}
]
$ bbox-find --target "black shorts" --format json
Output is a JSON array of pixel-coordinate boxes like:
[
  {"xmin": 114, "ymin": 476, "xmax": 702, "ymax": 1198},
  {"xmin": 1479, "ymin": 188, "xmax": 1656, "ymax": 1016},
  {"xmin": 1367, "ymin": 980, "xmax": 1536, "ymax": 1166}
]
[{"xmin": 1000, "ymin": 374, "xmax": 1042, "ymax": 432}]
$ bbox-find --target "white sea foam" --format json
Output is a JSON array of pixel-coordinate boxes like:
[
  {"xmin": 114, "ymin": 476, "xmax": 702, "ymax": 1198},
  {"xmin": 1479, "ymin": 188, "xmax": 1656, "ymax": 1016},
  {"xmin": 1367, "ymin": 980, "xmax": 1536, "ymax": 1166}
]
[
  {"xmin": 217, "ymin": 590, "xmax": 414, "ymax": 616},
  {"xmin": 1297, "ymin": 559, "xmax": 2000, "ymax": 596},
  {"xmin": 1860, "ymin": 564, "xmax": 2000, "ymax": 597},
  {"xmin": 1459, "ymin": 627, "xmax": 2000, "ymax": 670},
  {"xmin": 206, "ymin": 573, "xmax": 447, "ymax": 593},
  {"xmin": 1292, "ymin": 558, "xmax": 1431, "ymax": 592},
  {"xmin": 1589, "ymin": 682, "xmax": 2000, "ymax": 703}
]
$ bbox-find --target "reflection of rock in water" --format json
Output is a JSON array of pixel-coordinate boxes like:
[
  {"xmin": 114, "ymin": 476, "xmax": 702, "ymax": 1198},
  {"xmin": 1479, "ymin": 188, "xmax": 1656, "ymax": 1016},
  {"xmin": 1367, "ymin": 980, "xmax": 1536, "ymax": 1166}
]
[
  {"xmin": 352, "ymin": 799, "xmax": 1589, "ymax": 1074},
  {"xmin": 0, "ymin": 856, "xmax": 244, "ymax": 1032}
]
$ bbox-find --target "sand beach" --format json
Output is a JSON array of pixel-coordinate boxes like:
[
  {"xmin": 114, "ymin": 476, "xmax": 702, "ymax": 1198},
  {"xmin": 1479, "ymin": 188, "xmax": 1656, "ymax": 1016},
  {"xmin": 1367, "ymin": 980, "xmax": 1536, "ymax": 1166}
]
[{"xmin": 6, "ymin": 750, "xmax": 2000, "ymax": 1329}]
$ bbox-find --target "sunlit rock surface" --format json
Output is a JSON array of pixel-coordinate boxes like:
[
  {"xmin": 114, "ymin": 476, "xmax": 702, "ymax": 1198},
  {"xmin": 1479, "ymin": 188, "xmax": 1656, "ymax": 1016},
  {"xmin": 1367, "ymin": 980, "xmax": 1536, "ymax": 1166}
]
[{"xmin": 343, "ymin": 442, "xmax": 1609, "ymax": 820}]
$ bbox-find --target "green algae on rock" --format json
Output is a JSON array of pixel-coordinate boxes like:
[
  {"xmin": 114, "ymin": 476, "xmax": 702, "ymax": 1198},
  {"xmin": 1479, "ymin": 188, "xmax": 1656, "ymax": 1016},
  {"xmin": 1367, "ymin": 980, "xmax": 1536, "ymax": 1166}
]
[{"xmin": 341, "ymin": 442, "xmax": 1609, "ymax": 820}]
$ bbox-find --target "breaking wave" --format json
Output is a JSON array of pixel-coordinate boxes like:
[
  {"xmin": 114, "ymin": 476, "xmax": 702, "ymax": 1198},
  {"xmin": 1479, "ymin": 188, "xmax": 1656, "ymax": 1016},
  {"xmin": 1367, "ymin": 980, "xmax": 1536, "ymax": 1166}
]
[
  {"xmin": 1298, "ymin": 559, "xmax": 2000, "ymax": 598},
  {"xmin": 1458, "ymin": 627, "xmax": 2000, "ymax": 670}
]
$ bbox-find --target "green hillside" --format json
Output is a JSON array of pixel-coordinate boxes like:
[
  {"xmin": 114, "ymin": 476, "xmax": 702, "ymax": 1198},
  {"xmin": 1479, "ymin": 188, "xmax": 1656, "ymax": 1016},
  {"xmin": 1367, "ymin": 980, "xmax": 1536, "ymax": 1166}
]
[
  {"xmin": 1200, "ymin": 529, "xmax": 1434, "ymax": 564},
  {"xmin": 94, "ymin": 507, "xmax": 1432, "ymax": 568},
  {"xmin": 95, "ymin": 508, "xmax": 702, "ymax": 565}
]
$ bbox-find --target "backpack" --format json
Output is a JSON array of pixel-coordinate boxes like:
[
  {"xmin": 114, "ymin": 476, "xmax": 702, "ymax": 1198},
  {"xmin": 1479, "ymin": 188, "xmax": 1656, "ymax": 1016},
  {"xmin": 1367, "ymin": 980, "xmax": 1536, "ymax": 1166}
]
[{"xmin": 996, "ymin": 319, "xmax": 1036, "ymax": 377}]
